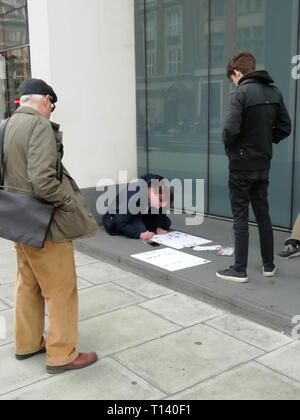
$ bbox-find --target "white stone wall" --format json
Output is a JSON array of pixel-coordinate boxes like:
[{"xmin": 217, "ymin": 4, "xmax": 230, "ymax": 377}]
[{"xmin": 27, "ymin": 0, "xmax": 137, "ymax": 188}]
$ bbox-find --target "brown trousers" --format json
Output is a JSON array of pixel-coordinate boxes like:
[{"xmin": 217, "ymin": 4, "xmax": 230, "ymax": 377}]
[
  {"xmin": 291, "ymin": 213, "xmax": 300, "ymax": 242},
  {"xmin": 14, "ymin": 241, "xmax": 79, "ymax": 367}
]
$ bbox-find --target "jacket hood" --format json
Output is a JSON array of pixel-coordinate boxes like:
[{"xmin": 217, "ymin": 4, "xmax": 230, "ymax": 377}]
[
  {"xmin": 239, "ymin": 70, "xmax": 274, "ymax": 86},
  {"xmin": 140, "ymin": 173, "xmax": 164, "ymax": 186}
]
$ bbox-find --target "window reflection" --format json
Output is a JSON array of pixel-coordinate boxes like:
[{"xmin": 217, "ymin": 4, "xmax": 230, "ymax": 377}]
[
  {"xmin": 136, "ymin": 0, "xmax": 299, "ymax": 227},
  {"xmin": 0, "ymin": 1, "xmax": 29, "ymax": 120},
  {"xmin": 0, "ymin": 46, "xmax": 30, "ymax": 120},
  {"xmin": 0, "ymin": 0, "xmax": 26, "ymax": 15},
  {"xmin": 0, "ymin": 6, "xmax": 28, "ymax": 49},
  {"xmin": 136, "ymin": 0, "xmax": 210, "ymax": 212}
]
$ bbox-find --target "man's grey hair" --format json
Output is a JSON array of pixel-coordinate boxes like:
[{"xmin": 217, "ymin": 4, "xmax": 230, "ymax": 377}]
[{"xmin": 20, "ymin": 94, "xmax": 45, "ymax": 106}]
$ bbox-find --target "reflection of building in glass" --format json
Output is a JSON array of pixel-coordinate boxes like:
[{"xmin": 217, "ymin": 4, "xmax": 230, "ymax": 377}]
[
  {"xmin": 136, "ymin": 0, "xmax": 268, "ymax": 136},
  {"xmin": 136, "ymin": 0, "xmax": 298, "ymax": 226},
  {"xmin": 0, "ymin": 0, "xmax": 30, "ymax": 120},
  {"xmin": 137, "ymin": 0, "xmax": 205, "ymax": 135},
  {"xmin": 237, "ymin": 0, "xmax": 266, "ymax": 63},
  {"xmin": 1, "ymin": 6, "xmax": 27, "ymax": 49}
]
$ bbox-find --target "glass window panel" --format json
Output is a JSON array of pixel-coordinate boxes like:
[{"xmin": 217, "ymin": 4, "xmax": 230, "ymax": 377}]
[
  {"xmin": 144, "ymin": 0, "xmax": 209, "ymax": 213},
  {"xmin": 0, "ymin": 53, "xmax": 7, "ymax": 119},
  {"xmin": 293, "ymin": 51, "xmax": 300, "ymax": 225},
  {"xmin": 0, "ymin": 0, "xmax": 26, "ymax": 15},
  {"xmin": 1, "ymin": 6, "xmax": 28, "ymax": 49},
  {"xmin": 146, "ymin": 15, "xmax": 156, "ymax": 42},
  {"xmin": 135, "ymin": 0, "xmax": 148, "ymax": 175},
  {"xmin": 0, "ymin": 20, "xmax": 3, "ymax": 50},
  {"xmin": 209, "ymin": 0, "xmax": 298, "ymax": 227},
  {"xmin": 293, "ymin": 93, "xmax": 300, "ymax": 226},
  {"xmin": 136, "ymin": 0, "xmax": 298, "ymax": 228},
  {"xmin": 0, "ymin": 46, "xmax": 30, "ymax": 119},
  {"xmin": 212, "ymin": 0, "xmax": 225, "ymax": 19}
]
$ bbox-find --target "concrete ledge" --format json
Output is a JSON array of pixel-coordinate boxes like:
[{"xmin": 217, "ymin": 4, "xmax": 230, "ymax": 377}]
[{"xmin": 75, "ymin": 215, "xmax": 299, "ymax": 336}]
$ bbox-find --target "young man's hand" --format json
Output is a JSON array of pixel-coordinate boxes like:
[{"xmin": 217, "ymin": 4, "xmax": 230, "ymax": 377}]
[
  {"xmin": 140, "ymin": 231, "xmax": 154, "ymax": 240},
  {"xmin": 156, "ymin": 228, "xmax": 167, "ymax": 235}
]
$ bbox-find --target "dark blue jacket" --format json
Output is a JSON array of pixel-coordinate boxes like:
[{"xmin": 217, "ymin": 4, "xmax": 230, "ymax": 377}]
[{"xmin": 103, "ymin": 174, "xmax": 172, "ymax": 239}]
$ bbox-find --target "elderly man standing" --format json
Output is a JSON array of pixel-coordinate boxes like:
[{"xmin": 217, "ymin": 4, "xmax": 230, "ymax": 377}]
[{"xmin": 2, "ymin": 78, "xmax": 99, "ymax": 374}]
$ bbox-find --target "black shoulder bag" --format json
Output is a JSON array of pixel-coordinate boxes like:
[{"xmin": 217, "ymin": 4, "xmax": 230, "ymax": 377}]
[{"xmin": 0, "ymin": 119, "xmax": 55, "ymax": 248}]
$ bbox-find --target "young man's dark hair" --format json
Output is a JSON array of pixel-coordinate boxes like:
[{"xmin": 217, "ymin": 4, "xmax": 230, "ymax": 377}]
[
  {"xmin": 226, "ymin": 51, "xmax": 256, "ymax": 80},
  {"xmin": 217, "ymin": 52, "xmax": 292, "ymax": 284}
]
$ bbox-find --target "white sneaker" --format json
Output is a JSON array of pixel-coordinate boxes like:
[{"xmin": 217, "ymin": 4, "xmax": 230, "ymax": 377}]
[{"xmin": 263, "ymin": 267, "xmax": 277, "ymax": 277}]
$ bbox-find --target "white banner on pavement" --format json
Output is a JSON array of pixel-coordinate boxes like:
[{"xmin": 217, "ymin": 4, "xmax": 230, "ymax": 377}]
[
  {"xmin": 131, "ymin": 247, "xmax": 211, "ymax": 272},
  {"xmin": 150, "ymin": 231, "xmax": 212, "ymax": 250}
]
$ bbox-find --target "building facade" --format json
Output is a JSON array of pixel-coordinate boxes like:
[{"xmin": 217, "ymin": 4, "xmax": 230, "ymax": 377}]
[
  {"xmin": 135, "ymin": 0, "xmax": 300, "ymax": 229},
  {"xmin": 0, "ymin": 0, "xmax": 300, "ymax": 230}
]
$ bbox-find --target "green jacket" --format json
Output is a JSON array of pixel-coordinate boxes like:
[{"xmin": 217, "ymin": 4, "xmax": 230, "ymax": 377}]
[{"xmin": 3, "ymin": 107, "xmax": 99, "ymax": 243}]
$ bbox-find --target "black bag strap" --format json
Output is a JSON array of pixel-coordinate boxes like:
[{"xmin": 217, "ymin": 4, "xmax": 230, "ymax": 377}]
[{"xmin": 0, "ymin": 118, "xmax": 9, "ymax": 186}]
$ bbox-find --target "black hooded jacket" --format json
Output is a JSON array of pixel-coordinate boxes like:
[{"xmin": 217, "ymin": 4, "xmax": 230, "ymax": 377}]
[
  {"xmin": 223, "ymin": 71, "xmax": 292, "ymax": 171},
  {"xmin": 103, "ymin": 174, "xmax": 172, "ymax": 239}
]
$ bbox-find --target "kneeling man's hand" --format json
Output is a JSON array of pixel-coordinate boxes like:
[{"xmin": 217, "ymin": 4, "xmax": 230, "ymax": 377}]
[
  {"xmin": 156, "ymin": 228, "xmax": 167, "ymax": 235},
  {"xmin": 140, "ymin": 231, "xmax": 154, "ymax": 240}
]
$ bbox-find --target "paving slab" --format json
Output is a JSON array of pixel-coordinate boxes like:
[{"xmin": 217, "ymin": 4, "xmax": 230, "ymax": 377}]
[
  {"xmin": 205, "ymin": 313, "xmax": 294, "ymax": 351},
  {"xmin": 74, "ymin": 251, "xmax": 100, "ymax": 267},
  {"xmin": 140, "ymin": 293, "xmax": 224, "ymax": 327},
  {"xmin": 78, "ymin": 283, "xmax": 145, "ymax": 320},
  {"xmin": 0, "ymin": 299, "xmax": 9, "ymax": 311},
  {"xmin": 75, "ymin": 216, "xmax": 300, "ymax": 334},
  {"xmin": 115, "ymin": 324, "xmax": 263, "ymax": 394},
  {"xmin": 0, "ymin": 248, "xmax": 17, "ymax": 266},
  {"xmin": 257, "ymin": 341, "xmax": 300, "ymax": 382},
  {"xmin": 77, "ymin": 306, "xmax": 182, "ymax": 357},
  {"xmin": 113, "ymin": 273, "xmax": 172, "ymax": 299},
  {"xmin": 77, "ymin": 278, "xmax": 93, "ymax": 290},
  {"xmin": 0, "ymin": 284, "xmax": 15, "ymax": 307},
  {"xmin": 0, "ymin": 263, "xmax": 17, "ymax": 285},
  {"xmin": 0, "ymin": 272, "xmax": 91, "ymax": 295},
  {"xmin": 168, "ymin": 362, "xmax": 300, "ymax": 400},
  {"xmin": 1, "ymin": 357, "xmax": 165, "ymax": 401},
  {"xmin": 0, "ymin": 309, "xmax": 14, "ymax": 346},
  {"xmin": 0, "ymin": 239, "xmax": 13, "ymax": 250},
  {"xmin": 0, "ymin": 344, "xmax": 48, "ymax": 396},
  {"xmin": 76, "ymin": 262, "xmax": 129, "ymax": 285}
]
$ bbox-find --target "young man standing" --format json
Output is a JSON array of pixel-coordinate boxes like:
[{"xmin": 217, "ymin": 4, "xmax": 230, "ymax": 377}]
[{"xmin": 217, "ymin": 52, "xmax": 291, "ymax": 283}]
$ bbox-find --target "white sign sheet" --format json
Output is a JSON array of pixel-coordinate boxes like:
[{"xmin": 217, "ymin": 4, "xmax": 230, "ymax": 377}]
[
  {"xmin": 151, "ymin": 231, "xmax": 212, "ymax": 250},
  {"xmin": 131, "ymin": 248, "xmax": 211, "ymax": 272}
]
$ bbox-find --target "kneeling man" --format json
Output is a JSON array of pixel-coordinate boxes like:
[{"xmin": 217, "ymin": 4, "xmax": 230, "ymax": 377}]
[{"xmin": 103, "ymin": 174, "xmax": 172, "ymax": 240}]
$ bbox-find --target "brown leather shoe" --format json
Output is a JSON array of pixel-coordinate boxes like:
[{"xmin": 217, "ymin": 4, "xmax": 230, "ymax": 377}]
[
  {"xmin": 47, "ymin": 352, "xmax": 98, "ymax": 375},
  {"xmin": 15, "ymin": 347, "xmax": 46, "ymax": 361}
]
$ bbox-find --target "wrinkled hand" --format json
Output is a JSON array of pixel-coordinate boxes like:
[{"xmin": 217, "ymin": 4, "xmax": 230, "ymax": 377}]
[
  {"xmin": 140, "ymin": 231, "xmax": 155, "ymax": 240},
  {"xmin": 156, "ymin": 228, "xmax": 167, "ymax": 235}
]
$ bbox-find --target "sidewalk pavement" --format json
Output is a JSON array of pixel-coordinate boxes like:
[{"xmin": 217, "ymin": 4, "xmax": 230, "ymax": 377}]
[
  {"xmin": 0, "ymin": 237, "xmax": 300, "ymax": 400},
  {"xmin": 76, "ymin": 216, "xmax": 300, "ymax": 334}
]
